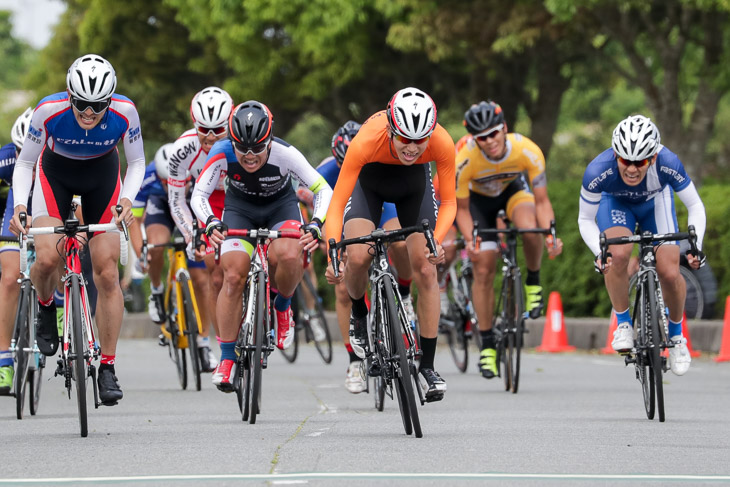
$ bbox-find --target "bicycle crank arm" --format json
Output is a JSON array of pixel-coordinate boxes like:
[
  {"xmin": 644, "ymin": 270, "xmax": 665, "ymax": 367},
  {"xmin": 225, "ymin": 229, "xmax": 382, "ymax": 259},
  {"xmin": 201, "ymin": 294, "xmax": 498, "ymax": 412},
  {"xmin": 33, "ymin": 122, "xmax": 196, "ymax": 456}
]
[{"xmin": 90, "ymin": 364, "xmax": 101, "ymax": 409}]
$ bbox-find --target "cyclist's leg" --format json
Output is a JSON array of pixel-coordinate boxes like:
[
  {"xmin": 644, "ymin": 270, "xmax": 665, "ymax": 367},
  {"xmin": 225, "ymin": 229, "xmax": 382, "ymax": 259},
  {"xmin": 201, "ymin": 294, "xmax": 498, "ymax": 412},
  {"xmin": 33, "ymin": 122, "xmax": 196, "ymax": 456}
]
[
  {"xmin": 203, "ymin": 252, "xmax": 222, "ymax": 337},
  {"xmin": 509, "ymin": 191, "xmax": 543, "ymax": 316},
  {"xmin": 145, "ymin": 223, "xmax": 171, "ymax": 323}
]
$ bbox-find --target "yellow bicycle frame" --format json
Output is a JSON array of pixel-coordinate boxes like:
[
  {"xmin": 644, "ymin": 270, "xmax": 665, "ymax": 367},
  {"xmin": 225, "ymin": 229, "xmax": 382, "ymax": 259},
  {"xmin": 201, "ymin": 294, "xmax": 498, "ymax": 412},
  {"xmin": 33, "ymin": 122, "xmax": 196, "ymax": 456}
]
[{"xmin": 159, "ymin": 248, "xmax": 203, "ymax": 348}]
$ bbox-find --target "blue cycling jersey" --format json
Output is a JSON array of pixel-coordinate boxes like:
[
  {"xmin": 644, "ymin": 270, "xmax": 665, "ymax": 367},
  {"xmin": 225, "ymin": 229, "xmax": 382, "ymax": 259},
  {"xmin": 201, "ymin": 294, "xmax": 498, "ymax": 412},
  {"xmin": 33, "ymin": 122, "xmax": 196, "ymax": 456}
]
[
  {"xmin": 316, "ymin": 156, "xmax": 340, "ymax": 189},
  {"xmin": 133, "ymin": 162, "xmax": 166, "ymax": 210},
  {"xmin": 0, "ymin": 143, "xmax": 16, "ymax": 184}
]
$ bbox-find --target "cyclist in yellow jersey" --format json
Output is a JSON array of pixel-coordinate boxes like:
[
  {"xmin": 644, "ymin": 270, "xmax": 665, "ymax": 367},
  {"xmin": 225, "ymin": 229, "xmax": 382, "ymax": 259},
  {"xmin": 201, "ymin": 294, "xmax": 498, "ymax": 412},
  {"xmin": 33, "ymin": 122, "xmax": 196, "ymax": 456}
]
[{"xmin": 454, "ymin": 101, "xmax": 562, "ymax": 380}]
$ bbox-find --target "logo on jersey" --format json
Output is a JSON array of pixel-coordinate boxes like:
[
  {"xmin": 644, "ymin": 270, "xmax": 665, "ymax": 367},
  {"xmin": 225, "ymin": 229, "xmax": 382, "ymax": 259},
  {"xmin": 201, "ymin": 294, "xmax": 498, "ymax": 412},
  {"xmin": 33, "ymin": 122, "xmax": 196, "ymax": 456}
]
[
  {"xmin": 659, "ymin": 165, "xmax": 686, "ymax": 184},
  {"xmin": 610, "ymin": 209, "xmax": 627, "ymax": 226},
  {"xmin": 169, "ymin": 142, "xmax": 197, "ymax": 167},
  {"xmin": 128, "ymin": 126, "xmax": 141, "ymax": 143},
  {"xmin": 587, "ymin": 168, "xmax": 613, "ymax": 191}
]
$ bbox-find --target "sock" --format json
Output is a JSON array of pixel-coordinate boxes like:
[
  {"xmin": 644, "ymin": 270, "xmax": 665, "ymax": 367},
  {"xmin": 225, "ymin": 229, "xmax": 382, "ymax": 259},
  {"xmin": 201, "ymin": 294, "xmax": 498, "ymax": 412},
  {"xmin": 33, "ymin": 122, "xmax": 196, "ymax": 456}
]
[
  {"xmin": 668, "ymin": 318, "xmax": 683, "ymax": 338},
  {"xmin": 197, "ymin": 335, "xmax": 210, "ymax": 347},
  {"xmin": 615, "ymin": 308, "xmax": 632, "ymax": 327},
  {"xmin": 220, "ymin": 340, "xmax": 236, "ymax": 361},
  {"xmin": 397, "ymin": 277, "xmax": 412, "ymax": 298},
  {"xmin": 419, "ymin": 336, "xmax": 437, "ymax": 371},
  {"xmin": 54, "ymin": 289, "xmax": 64, "ymax": 307},
  {"xmin": 274, "ymin": 293, "xmax": 293, "ymax": 312},
  {"xmin": 480, "ymin": 329, "xmax": 496, "ymax": 349},
  {"xmin": 0, "ymin": 350, "xmax": 12, "ymax": 367},
  {"xmin": 100, "ymin": 354, "xmax": 115, "ymax": 366},
  {"xmin": 216, "ymin": 336, "xmax": 221, "ymax": 346},
  {"xmin": 345, "ymin": 344, "xmax": 359, "ymax": 363},
  {"xmin": 526, "ymin": 269, "xmax": 540, "ymax": 287},
  {"xmin": 151, "ymin": 283, "xmax": 164, "ymax": 295},
  {"xmin": 39, "ymin": 296, "xmax": 54, "ymax": 308},
  {"xmin": 350, "ymin": 295, "xmax": 368, "ymax": 319}
]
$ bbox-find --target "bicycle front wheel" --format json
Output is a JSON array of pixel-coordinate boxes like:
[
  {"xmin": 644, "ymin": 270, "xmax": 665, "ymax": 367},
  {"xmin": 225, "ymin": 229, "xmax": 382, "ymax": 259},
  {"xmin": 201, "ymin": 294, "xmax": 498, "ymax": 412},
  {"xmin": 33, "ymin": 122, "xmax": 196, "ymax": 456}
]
[
  {"xmin": 13, "ymin": 283, "xmax": 32, "ymax": 420},
  {"xmin": 301, "ymin": 274, "xmax": 332, "ymax": 364},
  {"xmin": 510, "ymin": 276, "xmax": 525, "ymax": 394},
  {"xmin": 179, "ymin": 274, "xmax": 201, "ymax": 392},
  {"xmin": 70, "ymin": 275, "xmax": 89, "ymax": 437},
  {"xmin": 647, "ymin": 277, "xmax": 665, "ymax": 422},
  {"xmin": 27, "ymin": 288, "xmax": 43, "ymax": 416},
  {"xmin": 634, "ymin": 279, "xmax": 655, "ymax": 420},
  {"xmin": 250, "ymin": 270, "xmax": 266, "ymax": 424}
]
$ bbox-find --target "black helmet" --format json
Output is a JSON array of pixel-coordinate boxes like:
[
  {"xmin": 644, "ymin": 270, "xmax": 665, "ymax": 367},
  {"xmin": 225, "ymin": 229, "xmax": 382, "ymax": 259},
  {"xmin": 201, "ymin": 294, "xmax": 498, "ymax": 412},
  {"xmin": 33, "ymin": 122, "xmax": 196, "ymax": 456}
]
[
  {"xmin": 463, "ymin": 100, "xmax": 504, "ymax": 135},
  {"xmin": 331, "ymin": 120, "xmax": 361, "ymax": 164},
  {"xmin": 228, "ymin": 100, "xmax": 274, "ymax": 149}
]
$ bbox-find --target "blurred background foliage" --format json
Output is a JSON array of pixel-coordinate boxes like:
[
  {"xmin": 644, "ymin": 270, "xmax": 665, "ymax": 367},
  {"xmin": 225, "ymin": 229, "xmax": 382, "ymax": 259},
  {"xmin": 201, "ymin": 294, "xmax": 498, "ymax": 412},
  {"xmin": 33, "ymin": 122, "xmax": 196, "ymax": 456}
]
[{"xmin": 2, "ymin": 0, "xmax": 730, "ymax": 316}]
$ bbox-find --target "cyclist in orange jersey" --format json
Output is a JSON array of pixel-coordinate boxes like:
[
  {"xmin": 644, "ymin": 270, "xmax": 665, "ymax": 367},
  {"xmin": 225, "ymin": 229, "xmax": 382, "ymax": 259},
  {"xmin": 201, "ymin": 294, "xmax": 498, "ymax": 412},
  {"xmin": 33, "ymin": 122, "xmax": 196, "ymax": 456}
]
[{"xmin": 325, "ymin": 87, "xmax": 455, "ymax": 402}]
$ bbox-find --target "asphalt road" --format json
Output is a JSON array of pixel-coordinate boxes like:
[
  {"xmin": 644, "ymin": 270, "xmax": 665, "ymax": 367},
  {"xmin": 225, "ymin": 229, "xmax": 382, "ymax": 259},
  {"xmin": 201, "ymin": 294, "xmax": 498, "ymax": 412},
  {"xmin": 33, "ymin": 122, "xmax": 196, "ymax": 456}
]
[{"xmin": 2, "ymin": 338, "xmax": 730, "ymax": 486}]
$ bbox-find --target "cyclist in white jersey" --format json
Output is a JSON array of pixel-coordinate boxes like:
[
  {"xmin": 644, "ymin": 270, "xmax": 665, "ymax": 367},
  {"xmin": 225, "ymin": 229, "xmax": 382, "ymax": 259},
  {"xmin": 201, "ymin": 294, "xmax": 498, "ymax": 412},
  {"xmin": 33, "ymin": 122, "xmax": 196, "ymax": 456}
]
[
  {"xmin": 191, "ymin": 101, "xmax": 333, "ymax": 391},
  {"xmin": 167, "ymin": 87, "xmax": 233, "ymax": 353},
  {"xmin": 10, "ymin": 54, "xmax": 145, "ymax": 405}
]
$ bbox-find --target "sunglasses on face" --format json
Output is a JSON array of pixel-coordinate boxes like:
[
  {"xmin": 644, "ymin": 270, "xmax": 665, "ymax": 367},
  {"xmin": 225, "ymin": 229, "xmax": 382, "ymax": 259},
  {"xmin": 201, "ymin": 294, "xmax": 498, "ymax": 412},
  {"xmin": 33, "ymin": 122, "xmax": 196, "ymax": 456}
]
[
  {"xmin": 475, "ymin": 123, "xmax": 504, "ymax": 142},
  {"xmin": 233, "ymin": 140, "xmax": 268, "ymax": 156},
  {"xmin": 196, "ymin": 125, "xmax": 227, "ymax": 137},
  {"xmin": 617, "ymin": 156, "xmax": 652, "ymax": 168},
  {"xmin": 393, "ymin": 134, "xmax": 431, "ymax": 145},
  {"xmin": 70, "ymin": 96, "xmax": 111, "ymax": 115}
]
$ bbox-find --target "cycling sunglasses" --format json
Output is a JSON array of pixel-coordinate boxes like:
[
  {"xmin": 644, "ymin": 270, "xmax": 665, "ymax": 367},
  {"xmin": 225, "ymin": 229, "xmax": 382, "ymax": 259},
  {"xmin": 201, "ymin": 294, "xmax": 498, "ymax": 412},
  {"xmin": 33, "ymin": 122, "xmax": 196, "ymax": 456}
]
[
  {"xmin": 475, "ymin": 124, "xmax": 504, "ymax": 142},
  {"xmin": 617, "ymin": 156, "xmax": 652, "ymax": 168},
  {"xmin": 70, "ymin": 96, "xmax": 111, "ymax": 115},
  {"xmin": 393, "ymin": 133, "xmax": 431, "ymax": 145},
  {"xmin": 233, "ymin": 140, "xmax": 269, "ymax": 156},
  {"xmin": 196, "ymin": 125, "xmax": 227, "ymax": 137}
]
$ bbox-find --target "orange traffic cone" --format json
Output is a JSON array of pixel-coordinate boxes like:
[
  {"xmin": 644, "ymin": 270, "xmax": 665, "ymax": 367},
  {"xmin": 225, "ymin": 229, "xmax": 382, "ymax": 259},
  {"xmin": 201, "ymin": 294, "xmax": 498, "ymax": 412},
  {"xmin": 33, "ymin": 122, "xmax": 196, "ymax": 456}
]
[
  {"xmin": 715, "ymin": 296, "xmax": 730, "ymax": 362},
  {"xmin": 681, "ymin": 313, "xmax": 700, "ymax": 358},
  {"xmin": 601, "ymin": 311, "xmax": 618, "ymax": 354},
  {"xmin": 536, "ymin": 292, "xmax": 575, "ymax": 353}
]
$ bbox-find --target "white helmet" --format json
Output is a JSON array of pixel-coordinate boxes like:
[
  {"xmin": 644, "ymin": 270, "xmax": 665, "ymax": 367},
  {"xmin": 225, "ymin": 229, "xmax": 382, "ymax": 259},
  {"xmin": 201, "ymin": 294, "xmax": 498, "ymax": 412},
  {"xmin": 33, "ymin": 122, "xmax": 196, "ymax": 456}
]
[
  {"xmin": 154, "ymin": 143, "xmax": 174, "ymax": 180},
  {"xmin": 11, "ymin": 107, "xmax": 33, "ymax": 150},
  {"xmin": 612, "ymin": 115, "xmax": 661, "ymax": 161},
  {"xmin": 66, "ymin": 54, "xmax": 117, "ymax": 102},
  {"xmin": 190, "ymin": 86, "xmax": 233, "ymax": 129},
  {"xmin": 387, "ymin": 87, "xmax": 437, "ymax": 140}
]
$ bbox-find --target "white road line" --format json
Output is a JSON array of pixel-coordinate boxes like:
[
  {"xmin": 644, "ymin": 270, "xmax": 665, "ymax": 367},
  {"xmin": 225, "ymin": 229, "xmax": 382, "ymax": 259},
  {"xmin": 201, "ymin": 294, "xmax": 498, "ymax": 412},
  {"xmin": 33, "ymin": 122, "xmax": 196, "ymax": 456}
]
[{"xmin": 2, "ymin": 473, "xmax": 730, "ymax": 483}]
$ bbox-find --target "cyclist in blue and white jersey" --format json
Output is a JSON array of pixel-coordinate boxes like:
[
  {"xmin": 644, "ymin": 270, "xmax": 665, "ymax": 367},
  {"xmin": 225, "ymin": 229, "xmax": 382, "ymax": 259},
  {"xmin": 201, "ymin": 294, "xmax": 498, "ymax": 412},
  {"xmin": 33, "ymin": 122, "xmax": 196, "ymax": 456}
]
[
  {"xmin": 191, "ymin": 101, "xmax": 332, "ymax": 391},
  {"xmin": 167, "ymin": 87, "xmax": 234, "ymax": 363},
  {"xmin": 0, "ymin": 108, "xmax": 33, "ymax": 394},
  {"xmin": 304, "ymin": 121, "xmax": 414, "ymax": 394},
  {"xmin": 10, "ymin": 54, "xmax": 145, "ymax": 405},
  {"xmin": 578, "ymin": 115, "xmax": 706, "ymax": 376}
]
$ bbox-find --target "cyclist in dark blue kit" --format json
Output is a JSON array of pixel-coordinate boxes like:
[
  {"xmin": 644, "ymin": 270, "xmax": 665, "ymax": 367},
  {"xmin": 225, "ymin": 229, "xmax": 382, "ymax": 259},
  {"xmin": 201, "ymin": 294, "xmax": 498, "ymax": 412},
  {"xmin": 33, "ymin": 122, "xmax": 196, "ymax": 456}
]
[{"xmin": 10, "ymin": 54, "xmax": 145, "ymax": 405}]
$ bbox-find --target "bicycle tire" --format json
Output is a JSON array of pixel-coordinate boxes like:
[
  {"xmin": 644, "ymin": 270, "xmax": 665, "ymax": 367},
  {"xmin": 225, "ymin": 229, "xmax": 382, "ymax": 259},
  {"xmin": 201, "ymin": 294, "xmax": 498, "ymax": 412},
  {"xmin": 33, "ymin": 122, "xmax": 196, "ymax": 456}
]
[
  {"xmin": 168, "ymin": 286, "xmax": 188, "ymax": 390},
  {"xmin": 12, "ymin": 283, "xmax": 32, "ymax": 419},
  {"xmin": 374, "ymin": 375, "xmax": 385, "ymax": 412},
  {"xmin": 511, "ymin": 276, "xmax": 525, "ymax": 394},
  {"xmin": 629, "ymin": 266, "xmax": 703, "ymax": 321},
  {"xmin": 647, "ymin": 277, "xmax": 665, "ymax": 422},
  {"xmin": 463, "ymin": 273, "xmax": 481, "ymax": 351},
  {"xmin": 634, "ymin": 276, "xmax": 655, "ymax": 420},
  {"xmin": 384, "ymin": 277, "xmax": 422, "ymax": 438},
  {"xmin": 493, "ymin": 278, "xmax": 512, "ymax": 391},
  {"xmin": 27, "ymin": 288, "xmax": 43, "ymax": 416},
  {"xmin": 280, "ymin": 287, "xmax": 300, "ymax": 363},
  {"xmin": 301, "ymin": 274, "xmax": 332, "ymax": 364},
  {"xmin": 179, "ymin": 274, "xmax": 201, "ymax": 392},
  {"xmin": 250, "ymin": 270, "xmax": 266, "ymax": 424},
  {"xmin": 70, "ymin": 275, "xmax": 89, "ymax": 437},
  {"xmin": 443, "ymin": 281, "xmax": 468, "ymax": 372}
]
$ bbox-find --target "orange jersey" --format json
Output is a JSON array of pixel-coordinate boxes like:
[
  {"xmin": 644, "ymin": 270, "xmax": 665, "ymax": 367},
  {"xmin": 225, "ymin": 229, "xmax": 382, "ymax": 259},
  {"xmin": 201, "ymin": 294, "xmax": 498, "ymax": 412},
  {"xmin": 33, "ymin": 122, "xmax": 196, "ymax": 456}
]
[{"xmin": 324, "ymin": 110, "xmax": 456, "ymax": 244}]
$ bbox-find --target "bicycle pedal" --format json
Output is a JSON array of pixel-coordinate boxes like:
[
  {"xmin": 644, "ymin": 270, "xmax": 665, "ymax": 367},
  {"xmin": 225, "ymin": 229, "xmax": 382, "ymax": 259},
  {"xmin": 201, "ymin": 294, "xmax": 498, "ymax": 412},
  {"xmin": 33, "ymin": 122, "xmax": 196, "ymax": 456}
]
[
  {"xmin": 424, "ymin": 391, "xmax": 444, "ymax": 403},
  {"xmin": 54, "ymin": 359, "xmax": 64, "ymax": 377}
]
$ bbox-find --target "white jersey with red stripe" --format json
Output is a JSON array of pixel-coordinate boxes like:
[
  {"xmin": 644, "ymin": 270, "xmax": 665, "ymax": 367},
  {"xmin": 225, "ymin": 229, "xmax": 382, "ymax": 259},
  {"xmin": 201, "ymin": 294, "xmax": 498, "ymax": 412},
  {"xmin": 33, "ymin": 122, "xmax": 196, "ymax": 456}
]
[
  {"xmin": 12, "ymin": 91, "xmax": 145, "ymax": 209},
  {"xmin": 167, "ymin": 128, "xmax": 225, "ymax": 243}
]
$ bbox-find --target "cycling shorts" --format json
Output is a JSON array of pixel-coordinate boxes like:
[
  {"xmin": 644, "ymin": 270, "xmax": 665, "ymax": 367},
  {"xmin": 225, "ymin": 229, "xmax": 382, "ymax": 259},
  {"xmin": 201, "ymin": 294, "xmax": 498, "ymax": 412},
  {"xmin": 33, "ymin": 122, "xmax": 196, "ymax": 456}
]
[
  {"xmin": 33, "ymin": 148, "xmax": 121, "ymax": 229},
  {"xmin": 469, "ymin": 175, "xmax": 534, "ymax": 250},
  {"xmin": 144, "ymin": 195, "xmax": 174, "ymax": 232},
  {"xmin": 0, "ymin": 188, "xmax": 18, "ymax": 253},
  {"xmin": 343, "ymin": 162, "xmax": 437, "ymax": 234},
  {"xmin": 596, "ymin": 186, "xmax": 678, "ymax": 242},
  {"xmin": 221, "ymin": 190, "xmax": 302, "ymax": 257}
]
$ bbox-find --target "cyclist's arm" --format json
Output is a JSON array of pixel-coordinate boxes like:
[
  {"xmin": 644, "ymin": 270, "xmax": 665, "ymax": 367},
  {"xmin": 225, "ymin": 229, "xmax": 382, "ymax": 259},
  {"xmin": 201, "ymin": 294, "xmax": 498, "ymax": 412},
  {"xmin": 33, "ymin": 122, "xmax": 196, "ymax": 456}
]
[
  {"xmin": 284, "ymin": 145, "xmax": 333, "ymax": 223},
  {"xmin": 533, "ymin": 186, "xmax": 556, "ymax": 230},
  {"xmin": 454, "ymin": 197, "xmax": 474, "ymax": 246},
  {"xmin": 323, "ymin": 156, "xmax": 363, "ymax": 250},
  {"xmin": 578, "ymin": 195, "xmax": 601, "ymax": 257},
  {"xmin": 119, "ymin": 106, "xmax": 146, "ymax": 204},
  {"xmin": 168, "ymin": 136, "xmax": 198, "ymax": 243},
  {"xmin": 191, "ymin": 155, "xmax": 224, "ymax": 225},
  {"xmin": 12, "ymin": 104, "xmax": 47, "ymax": 211},
  {"xmin": 676, "ymin": 182, "xmax": 706, "ymax": 250},
  {"xmin": 431, "ymin": 128, "xmax": 456, "ymax": 244}
]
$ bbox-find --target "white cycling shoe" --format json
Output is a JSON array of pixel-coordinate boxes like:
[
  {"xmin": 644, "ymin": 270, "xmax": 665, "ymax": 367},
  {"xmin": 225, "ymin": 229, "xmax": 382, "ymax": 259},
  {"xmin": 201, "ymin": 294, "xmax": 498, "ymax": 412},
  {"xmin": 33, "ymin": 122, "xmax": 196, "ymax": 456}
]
[
  {"xmin": 611, "ymin": 323, "xmax": 634, "ymax": 352},
  {"xmin": 668, "ymin": 335, "xmax": 691, "ymax": 376}
]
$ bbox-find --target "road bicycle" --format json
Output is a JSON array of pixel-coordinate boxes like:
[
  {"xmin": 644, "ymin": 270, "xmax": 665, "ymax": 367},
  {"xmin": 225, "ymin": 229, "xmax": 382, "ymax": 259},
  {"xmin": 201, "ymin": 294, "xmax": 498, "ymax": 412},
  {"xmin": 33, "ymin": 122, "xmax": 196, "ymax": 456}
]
[
  {"xmin": 141, "ymin": 224, "xmax": 204, "ymax": 391},
  {"xmin": 438, "ymin": 238, "xmax": 479, "ymax": 373},
  {"xmin": 20, "ymin": 205, "xmax": 128, "ymax": 437},
  {"xmin": 281, "ymin": 264, "xmax": 332, "ymax": 365},
  {"xmin": 473, "ymin": 211, "xmax": 555, "ymax": 394},
  {"xmin": 599, "ymin": 226, "xmax": 700, "ymax": 422},
  {"xmin": 0, "ymin": 235, "xmax": 44, "ymax": 419},
  {"xmin": 225, "ymin": 227, "xmax": 301, "ymax": 424},
  {"xmin": 329, "ymin": 220, "xmax": 437, "ymax": 438}
]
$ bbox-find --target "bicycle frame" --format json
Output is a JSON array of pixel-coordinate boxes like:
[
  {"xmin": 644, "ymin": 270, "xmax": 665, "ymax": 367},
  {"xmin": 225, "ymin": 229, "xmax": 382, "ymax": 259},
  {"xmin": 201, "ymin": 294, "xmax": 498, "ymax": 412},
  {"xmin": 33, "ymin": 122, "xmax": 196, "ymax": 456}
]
[{"xmin": 159, "ymin": 245, "xmax": 204, "ymax": 348}]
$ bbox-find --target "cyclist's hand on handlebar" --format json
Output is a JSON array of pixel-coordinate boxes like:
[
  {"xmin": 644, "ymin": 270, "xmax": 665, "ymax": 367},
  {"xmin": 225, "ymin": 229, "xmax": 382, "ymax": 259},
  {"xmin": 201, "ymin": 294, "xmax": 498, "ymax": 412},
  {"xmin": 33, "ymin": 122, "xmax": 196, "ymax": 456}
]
[
  {"xmin": 594, "ymin": 253, "xmax": 612, "ymax": 274},
  {"xmin": 466, "ymin": 237, "xmax": 481, "ymax": 259},
  {"xmin": 545, "ymin": 235, "xmax": 563, "ymax": 259},
  {"xmin": 300, "ymin": 220, "xmax": 322, "ymax": 253},
  {"xmin": 114, "ymin": 199, "xmax": 134, "ymax": 229},
  {"xmin": 205, "ymin": 217, "xmax": 227, "ymax": 247},
  {"xmin": 686, "ymin": 249, "xmax": 706, "ymax": 269},
  {"xmin": 424, "ymin": 240, "xmax": 445, "ymax": 265},
  {"xmin": 10, "ymin": 206, "xmax": 30, "ymax": 235},
  {"xmin": 325, "ymin": 260, "xmax": 344, "ymax": 285}
]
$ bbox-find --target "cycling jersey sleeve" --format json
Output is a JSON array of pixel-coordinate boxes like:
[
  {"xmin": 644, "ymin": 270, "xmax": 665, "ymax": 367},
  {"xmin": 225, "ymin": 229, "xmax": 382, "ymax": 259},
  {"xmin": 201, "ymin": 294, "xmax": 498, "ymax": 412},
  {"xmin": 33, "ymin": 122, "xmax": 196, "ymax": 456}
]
[
  {"xmin": 676, "ymin": 182, "xmax": 706, "ymax": 250},
  {"xmin": 431, "ymin": 127, "xmax": 457, "ymax": 243},
  {"xmin": 12, "ymin": 106, "xmax": 47, "ymax": 209},
  {"xmin": 168, "ymin": 136, "xmax": 199, "ymax": 243},
  {"xmin": 578, "ymin": 196, "xmax": 601, "ymax": 257},
  {"xmin": 281, "ymin": 144, "xmax": 333, "ymax": 223},
  {"xmin": 119, "ymin": 106, "xmax": 145, "ymax": 203},
  {"xmin": 454, "ymin": 146, "xmax": 473, "ymax": 199},
  {"xmin": 323, "ymin": 142, "xmax": 367, "ymax": 248},
  {"xmin": 191, "ymin": 152, "xmax": 225, "ymax": 225}
]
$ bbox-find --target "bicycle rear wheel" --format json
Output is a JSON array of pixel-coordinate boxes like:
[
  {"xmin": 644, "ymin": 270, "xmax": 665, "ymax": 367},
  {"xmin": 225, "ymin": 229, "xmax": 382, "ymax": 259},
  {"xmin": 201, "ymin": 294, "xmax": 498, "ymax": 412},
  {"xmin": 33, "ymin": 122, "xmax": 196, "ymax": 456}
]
[
  {"xmin": 168, "ymin": 285, "xmax": 188, "ymax": 390},
  {"xmin": 384, "ymin": 278, "xmax": 422, "ymax": 438},
  {"xmin": 493, "ymin": 278, "xmax": 512, "ymax": 392},
  {"xmin": 301, "ymin": 274, "xmax": 332, "ymax": 364},
  {"xmin": 70, "ymin": 275, "xmax": 89, "ymax": 437},
  {"xmin": 250, "ymin": 270, "xmax": 266, "ymax": 424},
  {"xmin": 647, "ymin": 278, "xmax": 665, "ymax": 422},
  {"xmin": 13, "ymin": 283, "xmax": 32, "ymax": 420},
  {"xmin": 510, "ymin": 276, "xmax": 525, "ymax": 394},
  {"xmin": 179, "ymin": 274, "xmax": 201, "ymax": 392},
  {"xmin": 444, "ymin": 299, "xmax": 468, "ymax": 373}
]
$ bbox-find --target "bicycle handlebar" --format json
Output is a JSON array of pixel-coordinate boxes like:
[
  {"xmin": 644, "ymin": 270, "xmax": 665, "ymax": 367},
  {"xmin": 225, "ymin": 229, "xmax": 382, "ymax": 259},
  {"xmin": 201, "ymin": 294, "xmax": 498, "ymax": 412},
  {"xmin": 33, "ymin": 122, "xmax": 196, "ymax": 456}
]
[
  {"xmin": 328, "ymin": 219, "xmax": 438, "ymax": 278},
  {"xmin": 598, "ymin": 225, "xmax": 699, "ymax": 269},
  {"xmin": 214, "ymin": 227, "xmax": 302, "ymax": 264}
]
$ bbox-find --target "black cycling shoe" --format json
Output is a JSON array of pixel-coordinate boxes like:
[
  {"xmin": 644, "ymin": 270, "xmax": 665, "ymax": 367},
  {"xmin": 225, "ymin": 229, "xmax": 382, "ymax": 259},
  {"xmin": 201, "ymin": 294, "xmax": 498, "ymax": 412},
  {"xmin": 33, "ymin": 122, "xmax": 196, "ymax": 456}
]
[
  {"xmin": 348, "ymin": 312, "xmax": 369, "ymax": 359},
  {"xmin": 36, "ymin": 302, "xmax": 59, "ymax": 357},
  {"xmin": 98, "ymin": 367, "xmax": 123, "ymax": 406},
  {"xmin": 419, "ymin": 368, "xmax": 447, "ymax": 403}
]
